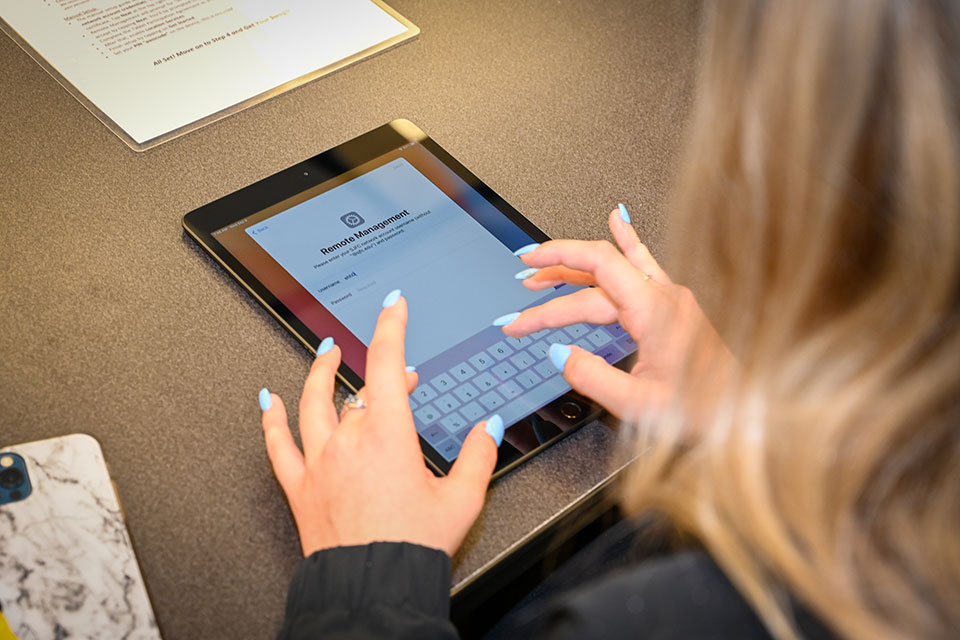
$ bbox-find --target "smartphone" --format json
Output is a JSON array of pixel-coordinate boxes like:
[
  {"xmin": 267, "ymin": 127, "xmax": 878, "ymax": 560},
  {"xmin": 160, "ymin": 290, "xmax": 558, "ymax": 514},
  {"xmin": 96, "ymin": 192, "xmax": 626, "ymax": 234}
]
[{"xmin": 0, "ymin": 434, "xmax": 161, "ymax": 639}]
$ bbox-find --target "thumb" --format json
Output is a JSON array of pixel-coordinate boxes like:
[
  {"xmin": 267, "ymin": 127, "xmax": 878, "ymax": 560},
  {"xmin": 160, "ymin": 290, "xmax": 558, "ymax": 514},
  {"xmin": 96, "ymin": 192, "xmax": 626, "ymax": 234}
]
[
  {"xmin": 444, "ymin": 416, "xmax": 502, "ymax": 512},
  {"xmin": 549, "ymin": 344, "xmax": 641, "ymax": 420}
]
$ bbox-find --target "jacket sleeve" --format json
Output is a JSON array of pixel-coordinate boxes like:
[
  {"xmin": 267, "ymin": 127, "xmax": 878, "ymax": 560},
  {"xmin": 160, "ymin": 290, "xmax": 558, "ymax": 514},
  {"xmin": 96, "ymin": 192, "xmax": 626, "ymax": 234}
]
[
  {"xmin": 531, "ymin": 551, "xmax": 833, "ymax": 640},
  {"xmin": 277, "ymin": 542, "xmax": 460, "ymax": 640}
]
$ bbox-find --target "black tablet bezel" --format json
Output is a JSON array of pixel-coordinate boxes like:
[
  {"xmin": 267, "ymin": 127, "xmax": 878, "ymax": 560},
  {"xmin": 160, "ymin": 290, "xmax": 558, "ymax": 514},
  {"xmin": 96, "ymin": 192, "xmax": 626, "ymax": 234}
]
[{"xmin": 183, "ymin": 119, "xmax": 609, "ymax": 477}]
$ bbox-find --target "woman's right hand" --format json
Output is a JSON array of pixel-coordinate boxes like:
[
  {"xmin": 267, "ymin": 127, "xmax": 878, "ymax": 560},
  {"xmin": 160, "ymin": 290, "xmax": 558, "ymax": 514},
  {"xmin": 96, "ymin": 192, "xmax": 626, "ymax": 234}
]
[{"xmin": 501, "ymin": 205, "xmax": 732, "ymax": 421}]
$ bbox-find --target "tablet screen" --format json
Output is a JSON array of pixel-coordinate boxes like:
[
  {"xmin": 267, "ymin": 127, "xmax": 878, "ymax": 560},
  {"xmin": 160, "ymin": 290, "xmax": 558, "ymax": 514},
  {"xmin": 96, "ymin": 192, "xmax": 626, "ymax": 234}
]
[
  {"xmin": 244, "ymin": 156, "xmax": 544, "ymax": 371},
  {"xmin": 188, "ymin": 121, "xmax": 636, "ymax": 471}
]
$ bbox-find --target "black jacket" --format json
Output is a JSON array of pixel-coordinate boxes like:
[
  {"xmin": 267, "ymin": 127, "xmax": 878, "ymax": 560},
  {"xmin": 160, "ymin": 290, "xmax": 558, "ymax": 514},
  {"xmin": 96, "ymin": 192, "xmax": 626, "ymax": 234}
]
[{"xmin": 277, "ymin": 542, "xmax": 834, "ymax": 639}]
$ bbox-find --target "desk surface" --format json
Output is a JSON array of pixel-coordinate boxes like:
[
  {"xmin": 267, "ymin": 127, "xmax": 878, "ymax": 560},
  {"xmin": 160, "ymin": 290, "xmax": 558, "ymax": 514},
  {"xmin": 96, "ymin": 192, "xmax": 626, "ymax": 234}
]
[{"xmin": 0, "ymin": 1, "xmax": 700, "ymax": 637}]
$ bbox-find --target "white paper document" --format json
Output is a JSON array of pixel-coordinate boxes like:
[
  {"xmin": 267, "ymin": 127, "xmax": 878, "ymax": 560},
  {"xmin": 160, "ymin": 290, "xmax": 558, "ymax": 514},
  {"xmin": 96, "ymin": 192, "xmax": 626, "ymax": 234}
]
[{"xmin": 0, "ymin": 0, "xmax": 418, "ymax": 149}]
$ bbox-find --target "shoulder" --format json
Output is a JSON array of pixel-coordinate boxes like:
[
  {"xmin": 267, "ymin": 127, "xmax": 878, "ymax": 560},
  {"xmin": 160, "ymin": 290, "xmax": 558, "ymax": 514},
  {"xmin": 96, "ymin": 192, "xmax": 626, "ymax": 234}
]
[{"xmin": 539, "ymin": 551, "xmax": 801, "ymax": 640}]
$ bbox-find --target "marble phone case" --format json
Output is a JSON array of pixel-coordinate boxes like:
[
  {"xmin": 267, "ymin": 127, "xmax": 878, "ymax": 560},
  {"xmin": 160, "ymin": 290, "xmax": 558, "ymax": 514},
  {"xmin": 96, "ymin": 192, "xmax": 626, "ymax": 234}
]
[{"xmin": 0, "ymin": 434, "xmax": 161, "ymax": 639}]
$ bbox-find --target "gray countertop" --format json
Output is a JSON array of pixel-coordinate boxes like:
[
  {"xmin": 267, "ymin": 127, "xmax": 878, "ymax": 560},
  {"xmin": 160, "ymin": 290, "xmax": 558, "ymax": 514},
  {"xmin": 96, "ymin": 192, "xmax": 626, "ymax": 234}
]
[{"xmin": 0, "ymin": 1, "xmax": 700, "ymax": 637}]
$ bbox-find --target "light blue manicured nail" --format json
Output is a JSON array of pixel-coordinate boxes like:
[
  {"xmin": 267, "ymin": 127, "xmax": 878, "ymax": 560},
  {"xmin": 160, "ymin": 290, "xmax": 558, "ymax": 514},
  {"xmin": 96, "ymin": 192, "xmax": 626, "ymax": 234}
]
[
  {"xmin": 618, "ymin": 203, "xmax": 631, "ymax": 224},
  {"xmin": 316, "ymin": 336, "xmax": 334, "ymax": 356},
  {"xmin": 405, "ymin": 365, "xmax": 416, "ymax": 372},
  {"xmin": 258, "ymin": 388, "xmax": 272, "ymax": 411},
  {"xmin": 514, "ymin": 267, "xmax": 539, "ymax": 280},
  {"xmin": 493, "ymin": 311, "xmax": 521, "ymax": 327},
  {"xmin": 513, "ymin": 243, "xmax": 540, "ymax": 256},
  {"xmin": 485, "ymin": 414, "xmax": 504, "ymax": 447},
  {"xmin": 382, "ymin": 289, "xmax": 402, "ymax": 308},
  {"xmin": 549, "ymin": 343, "xmax": 572, "ymax": 372}
]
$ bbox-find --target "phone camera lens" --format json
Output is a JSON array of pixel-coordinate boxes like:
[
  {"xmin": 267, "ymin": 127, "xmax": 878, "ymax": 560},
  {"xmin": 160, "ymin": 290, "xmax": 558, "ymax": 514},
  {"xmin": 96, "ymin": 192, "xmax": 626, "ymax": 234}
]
[{"xmin": 0, "ymin": 467, "xmax": 24, "ymax": 489}]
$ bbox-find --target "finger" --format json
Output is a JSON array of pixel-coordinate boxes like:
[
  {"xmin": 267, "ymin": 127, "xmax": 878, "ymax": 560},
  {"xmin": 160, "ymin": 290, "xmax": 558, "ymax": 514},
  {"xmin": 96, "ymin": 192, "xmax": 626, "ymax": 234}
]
[
  {"xmin": 444, "ymin": 420, "xmax": 499, "ymax": 516},
  {"xmin": 365, "ymin": 292, "xmax": 410, "ymax": 415},
  {"xmin": 550, "ymin": 345, "xmax": 655, "ymax": 420},
  {"xmin": 350, "ymin": 369, "xmax": 416, "ymax": 410},
  {"xmin": 405, "ymin": 369, "xmax": 419, "ymax": 394},
  {"xmin": 299, "ymin": 342, "xmax": 341, "ymax": 455},
  {"xmin": 500, "ymin": 288, "xmax": 617, "ymax": 338},
  {"xmin": 260, "ymin": 391, "xmax": 306, "ymax": 494},
  {"xmin": 607, "ymin": 208, "xmax": 671, "ymax": 283},
  {"xmin": 338, "ymin": 395, "xmax": 367, "ymax": 423},
  {"xmin": 520, "ymin": 239, "xmax": 657, "ymax": 316},
  {"xmin": 519, "ymin": 265, "xmax": 597, "ymax": 291}
]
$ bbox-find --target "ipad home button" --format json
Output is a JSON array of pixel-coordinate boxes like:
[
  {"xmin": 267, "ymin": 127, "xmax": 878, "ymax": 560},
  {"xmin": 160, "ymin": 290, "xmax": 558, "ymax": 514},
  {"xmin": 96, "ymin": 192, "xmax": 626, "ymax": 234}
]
[{"xmin": 559, "ymin": 401, "xmax": 583, "ymax": 420}]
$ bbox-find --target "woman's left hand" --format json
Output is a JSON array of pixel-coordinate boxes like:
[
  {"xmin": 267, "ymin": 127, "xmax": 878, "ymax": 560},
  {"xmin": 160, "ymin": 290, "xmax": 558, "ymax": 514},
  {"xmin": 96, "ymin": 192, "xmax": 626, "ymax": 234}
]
[{"xmin": 258, "ymin": 293, "xmax": 502, "ymax": 558}]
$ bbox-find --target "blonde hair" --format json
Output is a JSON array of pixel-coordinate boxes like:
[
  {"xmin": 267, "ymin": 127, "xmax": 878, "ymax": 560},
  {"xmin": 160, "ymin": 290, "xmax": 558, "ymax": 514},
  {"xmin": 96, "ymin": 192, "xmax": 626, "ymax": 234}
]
[{"xmin": 622, "ymin": 2, "xmax": 960, "ymax": 638}]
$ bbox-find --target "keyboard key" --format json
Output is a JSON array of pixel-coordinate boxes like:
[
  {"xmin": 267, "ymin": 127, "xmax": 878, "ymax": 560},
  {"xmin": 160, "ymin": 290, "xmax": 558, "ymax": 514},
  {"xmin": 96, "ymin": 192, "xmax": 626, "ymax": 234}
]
[
  {"xmin": 509, "ymin": 351, "xmax": 536, "ymax": 370},
  {"xmin": 440, "ymin": 411, "xmax": 469, "ymax": 433},
  {"xmin": 616, "ymin": 334, "xmax": 637, "ymax": 353},
  {"xmin": 531, "ymin": 328, "xmax": 551, "ymax": 339},
  {"xmin": 479, "ymin": 391, "xmax": 506, "ymax": 411},
  {"xmin": 453, "ymin": 382, "xmax": 481, "ymax": 402},
  {"xmin": 595, "ymin": 343, "xmax": 623, "ymax": 364},
  {"xmin": 487, "ymin": 341, "xmax": 514, "ymax": 361},
  {"xmin": 460, "ymin": 401, "xmax": 485, "ymax": 421},
  {"xmin": 498, "ymin": 381, "xmax": 523, "ymax": 399},
  {"xmin": 566, "ymin": 323, "xmax": 591, "ymax": 339},
  {"xmin": 436, "ymin": 438, "xmax": 461, "ymax": 461},
  {"xmin": 468, "ymin": 351, "xmax": 495, "ymax": 371},
  {"xmin": 474, "ymin": 372, "xmax": 498, "ymax": 390},
  {"xmin": 516, "ymin": 369, "xmax": 542, "ymax": 389},
  {"xmin": 587, "ymin": 328, "xmax": 613, "ymax": 347},
  {"xmin": 548, "ymin": 329, "xmax": 571, "ymax": 345},
  {"xmin": 449, "ymin": 362, "xmax": 476, "ymax": 382},
  {"xmin": 420, "ymin": 423, "xmax": 449, "ymax": 447},
  {"xmin": 505, "ymin": 335, "xmax": 533, "ymax": 349},
  {"xmin": 607, "ymin": 323, "xmax": 627, "ymax": 337},
  {"xmin": 408, "ymin": 396, "xmax": 418, "ymax": 410},
  {"xmin": 575, "ymin": 339, "xmax": 593, "ymax": 353},
  {"xmin": 497, "ymin": 376, "xmax": 570, "ymax": 427},
  {"xmin": 415, "ymin": 404, "xmax": 441, "ymax": 424},
  {"xmin": 430, "ymin": 373, "xmax": 456, "ymax": 392},
  {"xmin": 454, "ymin": 425, "xmax": 474, "ymax": 443},
  {"xmin": 492, "ymin": 361, "xmax": 518, "ymax": 381},
  {"xmin": 528, "ymin": 341, "xmax": 550, "ymax": 359},
  {"xmin": 535, "ymin": 359, "xmax": 559, "ymax": 379},
  {"xmin": 412, "ymin": 385, "xmax": 438, "ymax": 403},
  {"xmin": 434, "ymin": 393, "xmax": 461, "ymax": 413}
]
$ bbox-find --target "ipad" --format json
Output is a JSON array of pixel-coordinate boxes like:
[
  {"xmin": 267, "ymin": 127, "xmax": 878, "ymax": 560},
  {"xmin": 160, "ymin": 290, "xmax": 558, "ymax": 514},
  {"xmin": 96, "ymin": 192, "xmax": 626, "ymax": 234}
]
[{"xmin": 183, "ymin": 120, "xmax": 637, "ymax": 477}]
